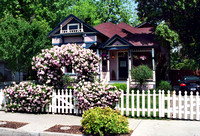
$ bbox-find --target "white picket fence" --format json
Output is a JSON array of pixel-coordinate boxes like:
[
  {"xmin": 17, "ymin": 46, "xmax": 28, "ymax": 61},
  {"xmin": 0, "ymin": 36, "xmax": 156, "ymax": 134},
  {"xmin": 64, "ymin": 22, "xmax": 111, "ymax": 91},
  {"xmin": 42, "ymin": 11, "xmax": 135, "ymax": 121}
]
[
  {"xmin": 0, "ymin": 89, "xmax": 5, "ymax": 110},
  {"xmin": 1, "ymin": 88, "xmax": 200, "ymax": 120},
  {"xmin": 119, "ymin": 90, "xmax": 200, "ymax": 120}
]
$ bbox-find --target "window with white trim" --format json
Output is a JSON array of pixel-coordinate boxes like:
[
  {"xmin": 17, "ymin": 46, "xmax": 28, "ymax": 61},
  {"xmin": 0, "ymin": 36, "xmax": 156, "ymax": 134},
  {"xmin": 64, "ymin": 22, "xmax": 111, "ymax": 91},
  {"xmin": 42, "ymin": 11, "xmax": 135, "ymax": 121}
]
[
  {"xmin": 67, "ymin": 23, "xmax": 79, "ymax": 30},
  {"xmin": 64, "ymin": 65, "xmax": 76, "ymax": 75}
]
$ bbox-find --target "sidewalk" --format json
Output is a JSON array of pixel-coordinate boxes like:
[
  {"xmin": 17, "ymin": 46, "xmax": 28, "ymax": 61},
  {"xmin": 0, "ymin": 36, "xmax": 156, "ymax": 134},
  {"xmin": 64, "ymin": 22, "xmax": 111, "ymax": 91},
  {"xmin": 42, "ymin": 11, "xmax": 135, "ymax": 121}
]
[{"xmin": 0, "ymin": 111, "xmax": 200, "ymax": 136}]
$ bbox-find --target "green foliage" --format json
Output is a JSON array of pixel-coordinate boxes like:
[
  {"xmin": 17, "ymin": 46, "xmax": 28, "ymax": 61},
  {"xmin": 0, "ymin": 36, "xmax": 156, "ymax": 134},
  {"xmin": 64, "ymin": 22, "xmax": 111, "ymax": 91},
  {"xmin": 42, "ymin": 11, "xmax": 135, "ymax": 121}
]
[
  {"xmin": 157, "ymin": 81, "xmax": 171, "ymax": 91},
  {"xmin": 62, "ymin": 74, "xmax": 75, "ymax": 87},
  {"xmin": 136, "ymin": 0, "xmax": 200, "ymax": 69},
  {"xmin": 155, "ymin": 23, "xmax": 179, "ymax": 47},
  {"xmin": 0, "ymin": 14, "xmax": 50, "ymax": 76},
  {"xmin": 131, "ymin": 65, "xmax": 152, "ymax": 87},
  {"xmin": 111, "ymin": 83, "xmax": 127, "ymax": 93},
  {"xmin": 81, "ymin": 107, "xmax": 129, "ymax": 136},
  {"xmin": 0, "ymin": 0, "xmax": 137, "ymax": 27}
]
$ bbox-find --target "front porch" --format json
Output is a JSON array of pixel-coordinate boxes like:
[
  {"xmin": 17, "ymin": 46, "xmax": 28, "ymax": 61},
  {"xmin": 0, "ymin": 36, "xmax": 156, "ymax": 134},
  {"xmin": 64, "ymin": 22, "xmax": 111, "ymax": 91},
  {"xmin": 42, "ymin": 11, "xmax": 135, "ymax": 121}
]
[{"xmin": 99, "ymin": 48, "xmax": 156, "ymax": 89}]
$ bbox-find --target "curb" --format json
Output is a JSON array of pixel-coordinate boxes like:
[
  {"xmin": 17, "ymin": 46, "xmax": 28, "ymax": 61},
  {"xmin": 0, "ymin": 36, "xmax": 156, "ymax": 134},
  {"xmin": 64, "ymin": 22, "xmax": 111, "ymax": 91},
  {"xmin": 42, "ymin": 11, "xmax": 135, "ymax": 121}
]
[{"xmin": 0, "ymin": 127, "xmax": 82, "ymax": 136}]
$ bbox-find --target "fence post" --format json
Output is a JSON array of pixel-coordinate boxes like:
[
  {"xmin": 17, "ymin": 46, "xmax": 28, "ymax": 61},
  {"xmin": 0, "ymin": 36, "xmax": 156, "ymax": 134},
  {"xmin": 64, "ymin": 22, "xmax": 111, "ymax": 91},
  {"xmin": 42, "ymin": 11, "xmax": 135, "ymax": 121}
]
[
  {"xmin": 121, "ymin": 89, "xmax": 124, "ymax": 116},
  {"xmin": 52, "ymin": 89, "xmax": 56, "ymax": 114},
  {"xmin": 69, "ymin": 89, "xmax": 72, "ymax": 114},
  {"xmin": 136, "ymin": 90, "xmax": 140, "ymax": 117},
  {"xmin": 153, "ymin": 90, "xmax": 156, "ymax": 117},
  {"xmin": 172, "ymin": 91, "xmax": 176, "ymax": 118},
  {"xmin": 178, "ymin": 90, "xmax": 182, "ymax": 119},
  {"xmin": 167, "ymin": 90, "xmax": 170, "ymax": 118},
  {"xmin": 159, "ymin": 90, "xmax": 162, "ymax": 118},
  {"xmin": 184, "ymin": 91, "xmax": 187, "ymax": 119},
  {"xmin": 131, "ymin": 90, "xmax": 134, "ymax": 117},
  {"xmin": 61, "ymin": 89, "xmax": 64, "ymax": 113},
  {"xmin": 147, "ymin": 90, "xmax": 150, "ymax": 117},
  {"xmin": 126, "ymin": 78, "xmax": 129, "ymax": 116},
  {"xmin": 190, "ymin": 91, "xmax": 194, "ymax": 120},
  {"xmin": 196, "ymin": 92, "xmax": 199, "ymax": 120},
  {"xmin": 142, "ymin": 90, "xmax": 145, "ymax": 117},
  {"xmin": 161, "ymin": 90, "xmax": 165, "ymax": 117}
]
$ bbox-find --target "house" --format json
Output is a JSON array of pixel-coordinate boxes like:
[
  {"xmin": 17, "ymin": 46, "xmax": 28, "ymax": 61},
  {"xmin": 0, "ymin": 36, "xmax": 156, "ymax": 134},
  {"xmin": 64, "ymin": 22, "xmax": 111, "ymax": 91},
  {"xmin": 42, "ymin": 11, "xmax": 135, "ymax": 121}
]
[{"xmin": 48, "ymin": 14, "xmax": 168, "ymax": 89}]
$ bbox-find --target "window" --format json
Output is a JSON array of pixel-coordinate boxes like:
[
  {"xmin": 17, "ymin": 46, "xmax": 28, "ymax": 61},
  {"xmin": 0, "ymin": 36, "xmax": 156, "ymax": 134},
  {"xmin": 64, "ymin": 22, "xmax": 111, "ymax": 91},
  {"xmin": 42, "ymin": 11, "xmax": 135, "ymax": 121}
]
[
  {"xmin": 65, "ymin": 65, "xmax": 72, "ymax": 73},
  {"xmin": 67, "ymin": 23, "xmax": 79, "ymax": 30},
  {"xmin": 64, "ymin": 65, "xmax": 77, "ymax": 76}
]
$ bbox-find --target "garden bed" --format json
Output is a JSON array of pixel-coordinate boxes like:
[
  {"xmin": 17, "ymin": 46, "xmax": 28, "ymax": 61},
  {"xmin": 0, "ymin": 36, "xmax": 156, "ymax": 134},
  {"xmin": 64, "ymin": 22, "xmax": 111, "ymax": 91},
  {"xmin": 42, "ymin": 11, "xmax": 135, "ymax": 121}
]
[
  {"xmin": 0, "ymin": 120, "xmax": 28, "ymax": 129},
  {"xmin": 45, "ymin": 125, "xmax": 133, "ymax": 136}
]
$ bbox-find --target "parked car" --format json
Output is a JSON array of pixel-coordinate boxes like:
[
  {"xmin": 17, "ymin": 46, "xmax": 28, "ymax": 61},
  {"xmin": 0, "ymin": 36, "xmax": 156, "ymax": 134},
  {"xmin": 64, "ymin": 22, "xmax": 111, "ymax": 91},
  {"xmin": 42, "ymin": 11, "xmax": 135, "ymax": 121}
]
[{"xmin": 178, "ymin": 76, "xmax": 200, "ymax": 95}]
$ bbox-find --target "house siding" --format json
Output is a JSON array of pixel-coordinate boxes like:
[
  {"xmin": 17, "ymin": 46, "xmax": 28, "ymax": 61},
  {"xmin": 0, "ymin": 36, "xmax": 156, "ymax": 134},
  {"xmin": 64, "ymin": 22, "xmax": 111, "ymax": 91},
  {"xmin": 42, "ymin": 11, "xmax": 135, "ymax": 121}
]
[
  {"xmin": 84, "ymin": 35, "xmax": 96, "ymax": 42},
  {"xmin": 64, "ymin": 36, "xmax": 83, "ymax": 43}
]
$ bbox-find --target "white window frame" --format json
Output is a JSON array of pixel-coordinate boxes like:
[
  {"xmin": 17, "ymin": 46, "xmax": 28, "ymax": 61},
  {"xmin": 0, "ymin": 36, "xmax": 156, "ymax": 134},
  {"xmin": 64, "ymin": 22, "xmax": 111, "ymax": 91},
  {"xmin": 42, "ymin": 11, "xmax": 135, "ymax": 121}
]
[
  {"xmin": 67, "ymin": 23, "xmax": 79, "ymax": 30},
  {"xmin": 63, "ymin": 66, "xmax": 77, "ymax": 76}
]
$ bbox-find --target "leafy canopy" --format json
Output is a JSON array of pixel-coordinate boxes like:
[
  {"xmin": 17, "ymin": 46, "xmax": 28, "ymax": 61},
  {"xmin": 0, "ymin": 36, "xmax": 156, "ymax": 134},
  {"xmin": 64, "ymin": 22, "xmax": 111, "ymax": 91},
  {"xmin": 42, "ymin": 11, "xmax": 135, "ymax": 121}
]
[
  {"xmin": 136, "ymin": 0, "xmax": 200, "ymax": 69},
  {"xmin": 0, "ymin": 14, "xmax": 50, "ymax": 73}
]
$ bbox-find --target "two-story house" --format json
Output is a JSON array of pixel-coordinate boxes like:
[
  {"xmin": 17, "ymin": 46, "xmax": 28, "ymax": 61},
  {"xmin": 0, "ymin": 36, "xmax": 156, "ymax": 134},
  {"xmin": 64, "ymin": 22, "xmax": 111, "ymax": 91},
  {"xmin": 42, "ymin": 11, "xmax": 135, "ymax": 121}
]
[{"xmin": 48, "ymin": 14, "xmax": 164, "ymax": 89}]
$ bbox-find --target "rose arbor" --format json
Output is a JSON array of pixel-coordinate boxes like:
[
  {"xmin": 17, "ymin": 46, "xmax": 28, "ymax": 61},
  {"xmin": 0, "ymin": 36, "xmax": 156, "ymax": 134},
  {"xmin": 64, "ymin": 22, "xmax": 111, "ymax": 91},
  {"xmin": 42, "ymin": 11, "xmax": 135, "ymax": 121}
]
[{"xmin": 32, "ymin": 44, "xmax": 100, "ymax": 87}]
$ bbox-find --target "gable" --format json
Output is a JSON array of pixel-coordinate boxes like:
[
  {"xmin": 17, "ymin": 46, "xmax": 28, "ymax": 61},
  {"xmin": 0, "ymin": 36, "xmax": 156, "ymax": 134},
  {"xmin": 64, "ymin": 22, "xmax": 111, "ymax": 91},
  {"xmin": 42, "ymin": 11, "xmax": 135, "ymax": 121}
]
[
  {"xmin": 103, "ymin": 35, "xmax": 133, "ymax": 49},
  {"xmin": 48, "ymin": 14, "xmax": 107, "ymax": 38}
]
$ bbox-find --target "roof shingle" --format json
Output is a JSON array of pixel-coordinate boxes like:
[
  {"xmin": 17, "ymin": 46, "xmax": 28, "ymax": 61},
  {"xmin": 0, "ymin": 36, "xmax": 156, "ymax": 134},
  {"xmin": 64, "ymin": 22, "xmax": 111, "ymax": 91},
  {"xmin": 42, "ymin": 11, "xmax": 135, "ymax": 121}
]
[{"xmin": 94, "ymin": 22, "xmax": 156, "ymax": 46}]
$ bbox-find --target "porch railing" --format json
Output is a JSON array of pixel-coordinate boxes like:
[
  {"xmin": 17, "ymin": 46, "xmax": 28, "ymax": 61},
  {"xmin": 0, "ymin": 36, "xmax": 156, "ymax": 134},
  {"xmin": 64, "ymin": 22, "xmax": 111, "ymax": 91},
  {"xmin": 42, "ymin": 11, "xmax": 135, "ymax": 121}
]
[{"xmin": 61, "ymin": 29, "xmax": 84, "ymax": 34}]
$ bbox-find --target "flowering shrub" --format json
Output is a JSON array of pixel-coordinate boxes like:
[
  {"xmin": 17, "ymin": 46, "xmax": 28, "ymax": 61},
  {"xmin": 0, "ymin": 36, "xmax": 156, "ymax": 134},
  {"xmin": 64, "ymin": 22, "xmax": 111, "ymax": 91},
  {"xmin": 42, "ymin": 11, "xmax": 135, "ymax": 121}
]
[
  {"xmin": 3, "ymin": 81, "xmax": 53, "ymax": 113},
  {"xmin": 74, "ymin": 81, "xmax": 121, "ymax": 110},
  {"xmin": 32, "ymin": 44, "xmax": 100, "ymax": 87}
]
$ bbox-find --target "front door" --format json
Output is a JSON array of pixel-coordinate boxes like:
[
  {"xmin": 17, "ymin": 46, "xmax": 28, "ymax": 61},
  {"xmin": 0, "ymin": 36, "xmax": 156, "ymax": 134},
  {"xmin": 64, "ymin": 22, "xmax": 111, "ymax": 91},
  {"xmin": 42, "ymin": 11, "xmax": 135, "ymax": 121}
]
[{"xmin": 118, "ymin": 52, "xmax": 128, "ymax": 80}]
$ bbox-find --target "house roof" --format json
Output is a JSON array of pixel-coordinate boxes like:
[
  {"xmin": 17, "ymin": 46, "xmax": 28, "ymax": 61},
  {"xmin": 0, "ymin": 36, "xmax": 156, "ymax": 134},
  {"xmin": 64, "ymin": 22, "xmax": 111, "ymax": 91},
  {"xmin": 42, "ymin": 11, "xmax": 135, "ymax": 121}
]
[{"xmin": 94, "ymin": 22, "xmax": 156, "ymax": 47}]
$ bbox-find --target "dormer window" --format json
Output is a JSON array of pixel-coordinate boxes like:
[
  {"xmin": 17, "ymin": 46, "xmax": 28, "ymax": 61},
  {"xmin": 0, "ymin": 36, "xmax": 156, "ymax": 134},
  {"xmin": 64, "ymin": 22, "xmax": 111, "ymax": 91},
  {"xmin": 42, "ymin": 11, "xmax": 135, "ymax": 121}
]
[
  {"xmin": 60, "ymin": 23, "xmax": 83, "ymax": 33},
  {"xmin": 68, "ymin": 23, "xmax": 79, "ymax": 30}
]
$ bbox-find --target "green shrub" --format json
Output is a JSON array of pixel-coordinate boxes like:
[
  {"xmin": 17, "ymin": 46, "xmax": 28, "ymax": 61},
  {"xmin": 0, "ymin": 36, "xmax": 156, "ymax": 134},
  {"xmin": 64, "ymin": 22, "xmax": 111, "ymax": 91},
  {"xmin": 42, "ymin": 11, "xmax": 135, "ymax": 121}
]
[
  {"xmin": 157, "ymin": 80, "xmax": 171, "ymax": 91},
  {"xmin": 81, "ymin": 107, "xmax": 129, "ymax": 136},
  {"xmin": 111, "ymin": 83, "xmax": 127, "ymax": 93},
  {"xmin": 62, "ymin": 74, "xmax": 75, "ymax": 87},
  {"xmin": 131, "ymin": 65, "xmax": 152, "ymax": 89}
]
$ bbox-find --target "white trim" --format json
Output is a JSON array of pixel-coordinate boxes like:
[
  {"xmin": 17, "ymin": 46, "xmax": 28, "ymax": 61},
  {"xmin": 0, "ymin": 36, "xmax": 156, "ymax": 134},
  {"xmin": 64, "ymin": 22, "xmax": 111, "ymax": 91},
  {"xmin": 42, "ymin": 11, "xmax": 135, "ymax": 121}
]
[{"xmin": 67, "ymin": 23, "xmax": 80, "ymax": 30}]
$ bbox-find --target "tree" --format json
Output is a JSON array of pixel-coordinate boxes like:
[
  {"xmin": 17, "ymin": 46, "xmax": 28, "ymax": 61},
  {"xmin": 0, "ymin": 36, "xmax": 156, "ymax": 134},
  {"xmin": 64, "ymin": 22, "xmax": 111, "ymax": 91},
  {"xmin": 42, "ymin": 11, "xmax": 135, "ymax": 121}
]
[
  {"xmin": 66, "ymin": 0, "xmax": 137, "ymax": 26},
  {"xmin": 136, "ymin": 0, "xmax": 200, "ymax": 69},
  {"xmin": 131, "ymin": 65, "xmax": 152, "ymax": 89},
  {"xmin": 0, "ymin": 14, "xmax": 50, "ymax": 81},
  {"xmin": 0, "ymin": 0, "xmax": 137, "ymax": 27}
]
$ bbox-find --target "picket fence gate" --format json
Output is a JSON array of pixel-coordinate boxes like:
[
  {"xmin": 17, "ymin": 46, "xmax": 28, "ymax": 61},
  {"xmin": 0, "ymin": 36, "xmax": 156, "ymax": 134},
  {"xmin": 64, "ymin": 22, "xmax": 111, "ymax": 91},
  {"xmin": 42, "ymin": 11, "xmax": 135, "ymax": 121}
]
[
  {"xmin": 1, "ymin": 89, "xmax": 200, "ymax": 120},
  {"xmin": 48, "ymin": 89, "xmax": 83, "ymax": 115}
]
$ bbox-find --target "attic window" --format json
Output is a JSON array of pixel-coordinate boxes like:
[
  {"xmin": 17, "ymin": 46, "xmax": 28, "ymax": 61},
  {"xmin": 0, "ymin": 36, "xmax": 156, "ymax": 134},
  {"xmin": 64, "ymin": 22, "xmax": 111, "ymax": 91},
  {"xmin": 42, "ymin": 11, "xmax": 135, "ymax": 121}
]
[{"xmin": 68, "ymin": 23, "xmax": 79, "ymax": 30}]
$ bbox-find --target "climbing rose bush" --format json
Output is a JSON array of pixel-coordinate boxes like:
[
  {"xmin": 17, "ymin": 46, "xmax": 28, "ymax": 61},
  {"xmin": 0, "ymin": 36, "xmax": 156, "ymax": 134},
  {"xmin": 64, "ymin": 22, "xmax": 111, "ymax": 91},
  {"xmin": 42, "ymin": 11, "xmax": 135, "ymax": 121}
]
[
  {"xmin": 3, "ymin": 81, "xmax": 53, "ymax": 113},
  {"xmin": 32, "ymin": 44, "xmax": 100, "ymax": 87},
  {"xmin": 74, "ymin": 81, "xmax": 121, "ymax": 110}
]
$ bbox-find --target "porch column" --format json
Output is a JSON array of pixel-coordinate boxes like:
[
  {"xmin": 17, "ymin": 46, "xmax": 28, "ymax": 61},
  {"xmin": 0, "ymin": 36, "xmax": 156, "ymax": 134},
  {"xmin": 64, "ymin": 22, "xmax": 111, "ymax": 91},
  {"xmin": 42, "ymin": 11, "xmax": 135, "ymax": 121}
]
[
  {"xmin": 97, "ymin": 49, "xmax": 102, "ymax": 80},
  {"xmin": 152, "ymin": 48, "xmax": 156, "ymax": 83},
  {"xmin": 128, "ymin": 49, "xmax": 132, "ymax": 78},
  {"xmin": 107, "ymin": 51, "xmax": 110, "ymax": 81}
]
